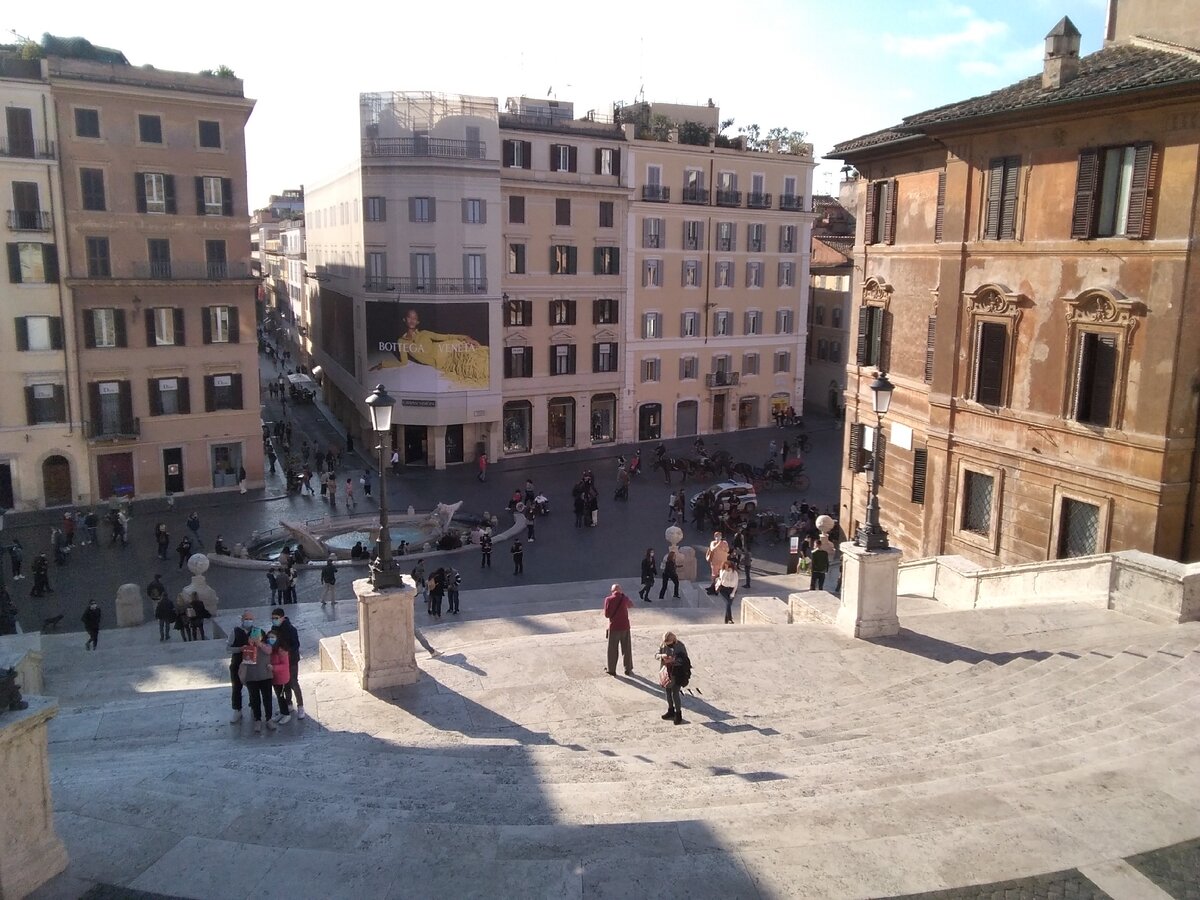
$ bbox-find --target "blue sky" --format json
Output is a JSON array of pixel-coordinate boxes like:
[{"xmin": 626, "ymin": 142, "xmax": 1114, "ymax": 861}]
[{"xmin": 11, "ymin": 0, "xmax": 1110, "ymax": 202}]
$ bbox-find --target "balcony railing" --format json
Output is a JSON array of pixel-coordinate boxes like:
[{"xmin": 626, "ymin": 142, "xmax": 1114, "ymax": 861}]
[
  {"xmin": 779, "ymin": 194, "xmax": 804, "ymax": 211},
  {"xmin": 130, "ymin": 261, "xmax": 252, "ymax": 280},
  {"xmin": 715, "ymin": 190, "xmax": 742, "ymax": 208},
  {"xmin": 0, "ymin": 137, "xmax": 55, "ymax": 160},
  {"xmin": 705, "ymin": 372, "xmax": 740, "ymax": 388},
  {"xmin": 7, "ymin": 209, "xmax": 52, "ymax": 231},
  {"xmin": 87, "ymin": 418, "xmax": 140, "ymax": 441},
  {"xmin": 364, "ymin": 277, "xmax": 488, "ymax": 295},
  {"xmin": 747, "ymin": 192, "xmax": 773, "ymax": 209},
  {"xmin": 681, "ymin": 186, "xmax": 709, "ymax": 205},
  {"xmin": 642, "ymin": 185, "xmax": 670, "ymax": 202},
  {"xmin": 361, "ymin": 137, "xmax": 487, "ymax": 160}
]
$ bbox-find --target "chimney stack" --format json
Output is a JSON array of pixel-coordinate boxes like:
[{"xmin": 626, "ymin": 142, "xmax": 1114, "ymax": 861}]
[{"xmin": 1043, "ymin": 16, "xmax": 1082, "ymax": 89}]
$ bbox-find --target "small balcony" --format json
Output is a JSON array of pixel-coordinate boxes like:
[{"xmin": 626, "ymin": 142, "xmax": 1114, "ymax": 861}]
[
  {"xmin": 7, "ymin": 209, "xmax": 52, "ymax": 231},
  {"xmin": 0, "ymin": 137, "xmax": 55, "ymax": 160},
  {"xmin": 87, "ymin": 418, "xmax": 140, "ymax": 442},
  {"xmin": 704, "ymin": 372, "xmax": 740, "ymax": 388},
  {"xmin": 779, "ymin": 194, "xmax": 804, "ymax": 211},
  {"xmin": 681, "ymin": 186, "xmax": 709, "ymax": 205},
  {"xmin": 130, "ymin": 261, "xmax": 252, "ymax": 280},
  {"xmin": 641, "ymin": 185, "xmax": 670, "ymax": 203},
  {"xmin": 361, "ymin": 137, "xmax": 487, "ymax": 160},
  {"xmin": 747, "ymin": 192, "xmax": 773, "ymax": 209},
  {"xmin": 364, "ymin": 276, "xmax": 488, "ymax": 295},
  {"xmin": 715, "ymin": 190, "xmax": 742, "ymax": 208}
]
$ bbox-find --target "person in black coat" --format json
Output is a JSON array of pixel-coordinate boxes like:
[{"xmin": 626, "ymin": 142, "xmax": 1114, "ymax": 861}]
[
  {"xmin": 82, "ymin": 599, "xmax": 102, "ymax": 650},
  {"xmin": 639, "ymin": 549, "xmax": 657, "ymax": 602},
  {"xmin": 31, "ymin": 553, "xmax": 51, "ymax": 597}
]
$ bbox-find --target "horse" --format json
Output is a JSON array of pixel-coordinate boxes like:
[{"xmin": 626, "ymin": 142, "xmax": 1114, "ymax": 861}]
[
  {"xmin": 653, "ymin": 456, "xmax": 693, "ymax": 484},
  {"xmin": 708, "ymin": 449, "xmax": 736, "ymax": 478}
]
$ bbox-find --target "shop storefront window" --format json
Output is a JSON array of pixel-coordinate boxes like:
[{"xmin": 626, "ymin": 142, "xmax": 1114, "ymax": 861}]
[
  {"xmin": 503, "ymin": 401, "xmax": 532, "ymax": 453},
  {"xmin": 211, "ymin": 443, "xmax": 243, "ymax": 488},
  {"xmin": 638, "ymin": 403, "xmax": 662, "ymax": 441},
  {"xmin": 590, "ymin": 393, "xmax": 616, "ymax": 444},
  {"xmin": 548, "ymin": 397, "xmax": 576, "ymax": 450}
]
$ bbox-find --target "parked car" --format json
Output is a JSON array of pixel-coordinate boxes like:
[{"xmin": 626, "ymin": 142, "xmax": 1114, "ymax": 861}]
[{"xmin": 690, "ymin": 481, "xmax": 758, "ymax": 515}]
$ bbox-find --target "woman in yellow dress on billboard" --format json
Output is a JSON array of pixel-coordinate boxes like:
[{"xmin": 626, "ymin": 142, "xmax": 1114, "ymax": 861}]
[{"xmin": 370, "ymin": 308, "xmax": 489, "ymax": 388}]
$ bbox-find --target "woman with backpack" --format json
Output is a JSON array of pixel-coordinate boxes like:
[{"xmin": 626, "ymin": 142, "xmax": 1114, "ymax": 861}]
[{"xmin": 656, "ymin": 631, "xmax": 690, "ymax": 725}]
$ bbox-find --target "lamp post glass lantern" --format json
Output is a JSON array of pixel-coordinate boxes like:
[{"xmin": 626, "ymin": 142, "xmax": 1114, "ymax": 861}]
[
  {"xmin": 364, "ymin": 384, "xmax": 401, "ymax": 587},
  {"xmin": 854, "ymin": 372, "xmax": 895, "ymax": 551}
]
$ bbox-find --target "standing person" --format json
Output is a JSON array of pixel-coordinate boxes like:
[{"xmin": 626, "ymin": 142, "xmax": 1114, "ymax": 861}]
[
  {"xmin": 270, "ymin": 607, "xmax": 305, "ymax": 720},
  {"xmin": 155, "ymin": 524, "xmax": 170, "ymax": 561},
  {"xmin": 768, "ymin": 438, "xmax": 778, "ymax": 461},
  {"xmin": 186, "ymin": 511, "xmax": 203, "ymax": 549},
  {"xmin": 266, "ymin": 566, "xmax": 280, "ymax": 604},
  {"xmin": 741, "ymin": 543, "xmax": 753, "ymax": 589},
  {"xmin": 809, "ymin": 543, "xmax": 830, "ymax": 591},
  {"xmin": 717, "ymin": 559, "xmax": 740, "ymax": 624},
  {"xmin": 147, "ymin": 576, "xmax": 171, "ymax": 641},
  {"xmin": 673, "ymin": 489, "xmax": 686, "ymax": 527},
  {"xmin": 227, "ymin": 611, "xmax": 254, "ymax": 722},
  {"xmin": 392, "ymin": 449, "xmax": 402, "ymax": 476},
  {"xmin": 237, "ymin": 628, "xmax": 277, "ymax": 733},
  {"xmin": 327, "ymin": 473, "xmax": 338, "ymax": 509},
  {"xmin": 189, "ymin": 594, "xmax": 213, "ymax": 640},
  {"xmin": 476, "ymin": 451, "xmax": 487, "ymax": 482},
  {"xmin": 84, "ymin": 508, "xmax": 99, "ymax": 545},
  {"xmin": 479, "ymin": 532, "xmax": 492, "ymax": 568},
  {"xmin": 524, "ymin": 479, "xmax": 536, "ymax": 505},
  {"xmin": 659, "ymin": 549, "xmax": 681, "ymax": 600},
  {"xmin": 586, "ymin": 484, "xmax": 599, "ymax": 528},
  {"xmin": 275, "ymin": 567, "xmax": 292, "ymax": 610},
  {"xmin": 428, "ymin": 568, "xmax": 445, "ymax": 618},
  {"xmin": 574, "ymin": 491, "xmax": 587, "ymax": 528},
  {"xmin": 267, "ymin": 628, "xmax": 293, "ymax": 724},
  {"xmin": 361, "ymin": 469, "xmax": 372, "ymax": 499},
  {"xmin": 523, "ymin": 505, "xmax": 536, "ymax": 542},
  {"xmin": 174, "ymin": 592, "xmax": 193, "ymax": 642},
  {"xmin": 62, "ymin": 512, "xmax": 76, "ymax": 547},
  {"xmin": 656, "ymin": 632, "xmax": 690, "ymax": 725},
  {"xmin": 705, "ymin": 532, "xmax": 729, "ymax": 594},
  {"xmin": 446, "ymin": 567, "xmax": 461, "ymax": 614},
  {"xmin": 30, "ymin": 552, "xmax": 51, "ymax": 597},
  {"xmin": 410, "ymin": 560, "xmax": 428, "ymax": 608},
  {"xmin": 603, "ymin": 584, "xmax": 634, "ymax": 676},
  {"xmin": 510, "ymin": 539, "xmax": 524, "ymax": 575},
  {"xmin": 176, "ymin": 536, "xmax": 193, "ymax": 570},
  {"xmin": 81, "ymin": 599, "xmax": 102, "ymax": 651},
  {"xmin": 320, "ymin": 555, "xmax": 337, "ymax": 606},
  {"xmin": 8, "ymin": 539, "xmax": 23, "ymax": 581},
  {"xmin": 639, "ymin": 549, "xmax": 657, "ymax": 602},
  {"xmin": 344, "ymin": 478, "xmax": 357, "ymax": 511}
]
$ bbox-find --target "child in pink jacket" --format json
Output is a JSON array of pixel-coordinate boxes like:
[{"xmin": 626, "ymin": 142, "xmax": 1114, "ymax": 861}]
[{"xmin": 267, "ymin": 629, "xmax": 293, "ymax": 724}]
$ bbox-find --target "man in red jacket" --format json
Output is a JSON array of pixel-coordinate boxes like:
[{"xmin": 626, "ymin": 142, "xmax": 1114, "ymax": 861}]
[{"xmin": 603, "ymin": 584, "xmax": 634, "ymax": 676}]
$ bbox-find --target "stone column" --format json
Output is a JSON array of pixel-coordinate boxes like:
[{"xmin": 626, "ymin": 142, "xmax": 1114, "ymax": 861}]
[
  {"xmin": 353, "ymin": 577, "xmax": 419, "ymax": 691},
  {"xmin": 835, "ymin": 542, "xmax": 902, "ymax": 639},
  {"xmin": 0, "ymin": 698, "xmax": 69, "ymax": 898}
]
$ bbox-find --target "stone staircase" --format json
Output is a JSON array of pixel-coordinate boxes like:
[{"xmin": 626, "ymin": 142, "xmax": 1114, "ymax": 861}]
[{"xmin": 28, "ymin": 585, "xmax": 1200, "ymax": 899}]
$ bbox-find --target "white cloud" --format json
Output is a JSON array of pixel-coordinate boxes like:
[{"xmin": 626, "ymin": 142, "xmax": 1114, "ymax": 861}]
[
  {"xmin": 883, "ymin": 17, "xmax": 1009, "ymax": 58},
  {"xmin": 958, "ymin": 42, "xmax": 1043, "ymax": 78}
]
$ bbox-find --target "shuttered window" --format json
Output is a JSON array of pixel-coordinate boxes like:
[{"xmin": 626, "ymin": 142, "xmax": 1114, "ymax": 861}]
[
  {"xmin": 934, "ymin": 171, "xmax": 947, "ymax": 242},
  {"xmin": 504, "ymin": 298, "xmax": 533, "ymax": 327},
  {"xmin": 502, "ymin": 140, "xmax": 532, "ymax": 169},
  {"xmin": 1071, "ymin": 143, "xmax": 1157, "ymax": 240},
  {"xmin": 865, "ymin": 180, "xmax": 897, "ymax": 245},
  {"xmin": 592, "ymin": 342, "xmax": 618, "ymax": 373},
  {"xmin": 509, "ymin": 195, "xmax": 525, "ymax": 223},
  {"xmin": 848, "ymin": 422, "xmax": 864, "ymax": 473},
  {"xmin": 855, "ymin": 306, "xmax": 889, "ymax": 368},
  {"xmin": 503, "ymin": 347, "xmax": 532, "ymax": 378},
  {"xmin": 923, "ymin": 316, "xmax": 937, "ymax": 384},
  {"xmin": 973, "ymin": 322, "xmax": 1007, "ymax": 406},
  {"xmin": 555, "ymin": 198, "xmax": 571, "ymax": 226},
  {"xmin": 911, "ymin": 448, "xmax": 928, "ymax": 504},
  {"xmin": 983, "ymin": 156, "xmax": 1019, "ymax": 240},
  {"xmin": 1073, "ymin": 331, "xmax": 1118, "ymax": 427}
]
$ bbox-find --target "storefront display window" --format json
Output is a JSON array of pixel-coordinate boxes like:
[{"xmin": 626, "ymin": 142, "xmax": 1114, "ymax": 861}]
[
  {"xmin": 503, "ymin": 401, "xmax": 532, "ymax": 454},
  {"xmin": 548, "ymin": 397, "xmax": 576, "ymax": 450},
  {"xmin": 590, "ymin": 393, "xmax": 616, "ymax": 444},
  {"xmin": 211, "ymin": 443, "xmax": 243, "ymax": 488}
]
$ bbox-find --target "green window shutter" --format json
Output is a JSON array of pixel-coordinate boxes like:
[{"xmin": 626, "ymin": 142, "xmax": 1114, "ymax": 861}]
[
  {"xmin": 174, "ymin": 308, "xmax": 186, "ymax": 345},
  {"xmin": 24, "ymin": 387, "xmax": 36, "ymax": 425},
  {"xmin": 42, "ymin": 245, "xmax": 59, "ymax": 283},
  {"xmin": 147, "ymin": 379, "xmax": 163, "ymax": 416},
  {"xmin": 7, "ymin": 244, "xmax": 21, "ymax": 283},
  {"xmin": 1070, "ymin": 149, "xmax": 1100, "ymax": 239},
  {"xmin": 229, "ymin": 307, "xmax": 240, "ymax": 343},
  {"xmin": 195, "ymin": 177, "xmax": 206, "ymax": 215},
  {"xmin": 202, "ymin": 308, "xmax": 212, "ymax": 344}
]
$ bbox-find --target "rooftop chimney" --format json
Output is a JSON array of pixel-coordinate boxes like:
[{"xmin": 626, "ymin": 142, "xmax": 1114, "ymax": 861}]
[{"xmin": 1043, "ymin": 16, "xmax": 1082, "ymax": 89}]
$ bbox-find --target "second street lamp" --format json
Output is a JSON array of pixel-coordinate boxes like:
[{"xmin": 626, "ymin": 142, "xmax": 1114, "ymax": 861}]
[
  {"xmin": 364, "ymin": 384, "xmax": 401, "ymax": 588},
  {"xmin": 854, "ymin": 371, "xmax": 895, "ymax": 552}
]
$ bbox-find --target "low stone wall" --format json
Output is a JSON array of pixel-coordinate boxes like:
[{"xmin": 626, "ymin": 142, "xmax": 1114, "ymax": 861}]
[
  {"xmin": 740, "ymin": 596, "xmax": 790, "ymax": 625},
  {"xmin": 897, "ymin": 551, "xmax": 1200, "ymax": 625},
  {"xmin": 0, "ymin": 633, "xmax": 43, "ymax": 695}
]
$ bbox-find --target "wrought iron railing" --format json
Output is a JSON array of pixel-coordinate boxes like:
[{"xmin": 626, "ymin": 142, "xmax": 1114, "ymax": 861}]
[
  {"xmin": 364, "ymin": 277, "xmax": 488, "ymax": 295},
  {"xmin": 87, "ymin": 418, "xmax": 140, "ymax": 441},
  {"xmin": 7, "ymin": 209, "xmax": 52, "ymax": 231},
  {"xmin": 681, "ymin": 187, "xmax": 709, "ymax": 205},
  {"xmin": 131, "ymin": 261, "xmax": 251, "ymax": 280},
  {"xmin": 747, "ymin": 192, "xmax": 773, "ymax": 209},
  {"xmin": 0, "ymin": 137, "xmax": 55, "ymax": 159},
  {"xmin": 641, "ymin": 185, "xmax": 670, "ymax": 202},
  {"xmin": 715, "ymin": 190, "xmax": 742, "ymax": 208},
  {"xmin": 361, "ymin": 137, "xmax": 487, "ymax": 160},
  {"xmin": 705, "ymin": 372, "xmax": 740, "ymax": 388},
  {"xmin": 779, "ymin": 194, "xmax": 804, "ymax": 211}
]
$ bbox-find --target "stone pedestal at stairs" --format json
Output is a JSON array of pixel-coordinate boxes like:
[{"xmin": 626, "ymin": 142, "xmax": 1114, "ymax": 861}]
[
  {"xmin": 353, "ymin": 577, "xmax": 419, "ymax": 691},
  {"xmin": 115, "ymin": 583, "xmax": 144, "ymax": 627},
  {"xmin": 836, "ymin": 542, "xmax": 902, "ymax": 639},
  {"xmin": 0, "ymin": 697, "xmax": 68, "ymax": 898}
]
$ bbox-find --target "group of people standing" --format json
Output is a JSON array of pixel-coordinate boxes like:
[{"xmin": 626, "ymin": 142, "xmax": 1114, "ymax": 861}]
[
  {"xmin": 602, "ymin": 584, "xmax": 692, "ymax": 725},
  {"xmin": 148, "ymin": 574, "xmax": 214, "ymax": 642},
  {"xmin": 409, "ymin": 560, "xmax": 463, "ymax": 617},
  {"xmin": 228, "ymin": 607, "xmax": 305, "ymax": 732}
]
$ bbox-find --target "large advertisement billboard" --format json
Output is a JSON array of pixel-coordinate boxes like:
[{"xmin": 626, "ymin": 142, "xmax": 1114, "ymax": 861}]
[{"xmin": 365, "ymin": 302, "xmax": 491, "ymax": 392}]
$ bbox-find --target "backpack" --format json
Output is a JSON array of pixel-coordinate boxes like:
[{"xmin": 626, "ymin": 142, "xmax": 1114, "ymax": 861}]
[{"xmin": 673, "ymin": 650, "xmax": 692, "ymax": 687}]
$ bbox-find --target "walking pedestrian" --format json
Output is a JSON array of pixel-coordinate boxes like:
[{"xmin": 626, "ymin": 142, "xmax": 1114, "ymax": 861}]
[
  {"xmin": 320, "ymin": 554, "xmax": 337, "ymax": 605},
  {"xmin": 510, "ymin": 539, "xmax": 524, "ymax": 575},
  {"xmin": 639, "ymin": 549, "xmax": 657, "ymax": 602},
  {"xmin": 361, "ymin": 470, "xmax": 372, "ymax": 498},
  {"xmin": 155, "ymin": 524, "xmax": 170, "ymax": 561},
  {"xmin": 227, "ymin": 611, "xmax": 254, "ymax": 722},
  {"xmin": 82, "ymin": 599, "xmax": 102, "ymax": 651},
  {"xmin": 705, "ymin": 532, "xmax": 729, "ymax": 594},
  {"xmin": 741, "ymin": 544, "xmax": 753, "ymax": 588},
  {"xmin": 447, "ymin": 567, "xmax": 461, "ymax": 614},
  {"xmin": 574, "ymin": 492, "xmax": 586, "ymax": 528},
  {"xmin": 658, "ymin": 549, "xmax": 681, "ymax": 599},
  {"xmin": 266, "ymin": 565, "xmax": 280, "ymax": 604},
  {"xmin": 237, "ymin": 628, "xmax": 277, "ymax": 733},
  {"xmin": 147, "ymin": 576, "xmax": 171, "ymax": 641},
  {"xmin": 603, "ymin": 584, "xmax": 633, "ymax": 676},
  {"xmin": 344, "ymin": 478, "xmax": 356, "ymax": 511},
  {"xmin": 674, "ymin": 489, "xmax": 687, "ymax": 528},
  {"xmin": 30, "ymin": 552, "xmax": 51, "ymax": 597},
  {"xmin": 480, "ymin": 533, "xmax": 492, "ymax": 568},
  {"xmin": 768, "ymin": 439, "xmax": 778, "ymax": 461},
  {"xmin": 176, "ymin": 536, "xmax": 193, "ymax": 570},
  {"xmin": 271, "ymin": 607, "xmax": 305, "ymax": 720},
  {"xmin": 810, "ymin": 544, "xmax": 830, "ymax": 591},
  {"xmin": 303, "ymin": 466, "xmax": 315, "ymax": 494},
  {"xmin": 174, "ymin": 592, "xmax": 193, "ymax": 642},
  {"xmin": 410, "ymin": 560, "xmax": 428, "ymax": 607},
  {"xmin": 84, "ymin": 509, "xmax": 99, "ymax": 545},
  {"xmin": 276, "ymin": 567, "xmax": 292, "ymax": 608},
  {"xmin": 327, "ymin": 472, "xmax": 338, "ymax": 508},
  {"xmin": 189, "ymin": 594, "xmax": 213, "ymax": 640},
  {"xmin": 477, "ymin": 451, "xmax": 487, "ymax": 482},
  {"xmin": 717, "ymin": 559, "xmax": 739, "ymax": 624},
  {"xmin": 524, "ymin": 506, "xmax": 536, "ymax": 542},
  {"xmin": 268, "ymin": 628, "xmax": 293, "ymax": 724},
  {"xmin": 267, "ymin": 447, "xmax": 278, "ymax": 475},
  {"xmin": 186, "ymin": 512, "xmax": 203, "ymax": 549},
  {"xmin": 392, "ymin": 449, "xmax": 402, "ymax": 476},
  {"xmin": 8, "ymin": 539, "xmax": 23, "ymax": 580},
  {"xmin": 656, "ymin": 632, "xmax": 690, "ymax": 724}
]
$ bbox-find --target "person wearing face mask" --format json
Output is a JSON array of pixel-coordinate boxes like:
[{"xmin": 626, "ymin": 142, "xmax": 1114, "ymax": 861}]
[
  {"xmin": 267, "ymin": 628, "xmax": 292, "ymax": 724},
  {"xmin": 237, "ymin": 628, "xmax": 277, "ymax": 733},
  {"xmin": 227, "ymin": 611, "xmax": 254, "ymax": 723},
  {"xmin": 269, "ymin": 608, "xmax": 305, "ymax": 721}
]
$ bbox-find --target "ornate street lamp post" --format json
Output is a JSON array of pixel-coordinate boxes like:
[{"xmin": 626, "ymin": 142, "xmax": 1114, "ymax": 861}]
[
  {"xmin": 364, "ymin": 384, "xmax": 401, "ymax": 588},
  {"xmin": 854, "ymin": 372, "xmax": 895, "ymax": 552}
]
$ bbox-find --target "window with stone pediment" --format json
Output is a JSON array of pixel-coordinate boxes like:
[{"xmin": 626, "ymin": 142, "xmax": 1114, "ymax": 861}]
[
  {"xmin": 1061, "ymin": 289, "xmax": 1144, "ymax": 429},
  {"xmin": 963, "ymin": 284, "xmax": 1024, "ymax": 408}
]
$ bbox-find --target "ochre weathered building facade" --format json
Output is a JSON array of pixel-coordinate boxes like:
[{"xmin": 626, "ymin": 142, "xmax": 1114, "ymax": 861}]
[{"xmin": 832, "ymin": 10, "xmax": 1200, "ymax": 565}]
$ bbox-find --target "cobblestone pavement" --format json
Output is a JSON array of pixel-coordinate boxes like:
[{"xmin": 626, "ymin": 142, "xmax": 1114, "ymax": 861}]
[
  {"xmin": 3, "ymin": 349, "xmax": 845, "ymax": 634},
  {"xmin": 1125, "ymin": 838, "xmax": 1200, "ymax": 899}
]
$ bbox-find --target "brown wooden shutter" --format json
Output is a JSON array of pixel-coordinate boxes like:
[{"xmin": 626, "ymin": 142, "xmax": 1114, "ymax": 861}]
[
  {"xmin": 114, "ymin": 309, "xmax": 127, "ymax": 347},
  {"xmin": 550, "ymin": 144, "xmax": 561, "ymax": 171},
  {"xmin": 911, "ymin": 448, "xmax": 928, "ymax": 504},
  {"xmin": 221, "ymin": 178, "xmax": 234, "ymax": 217},
  {"xmin": 1070, "ymin": 148, "xmax": 1100, "ymax": 239},
  {"xmin": 863, "ymin": 183, "xmax": 876, "ymax": 245},
  {"xmin": 24, "ymin": 386, "xmax": 36, "ymax": 425},
  {"xmin": 135, "ymin": 173, "xmax": 147, "ymax": 213},
  {"xmin": 164, "ymin": 175, "xmax": 177, "ymax": 214},
  {"xmin": 884, "ymin": 179, "xmax": 898, "ymax": 244},
  {"xmin": 568, "ymin": 300, "xmax": 577, "ymax": 325},
  {"xmin": 6, "ymin": 243, "xmax": 20, "ymax": 283},
  {"xmin": 202, "ymin": 308, "xmax": 212, "ymax": 344},
  {"xmin": 568, "ymin": 145, "xmax": 578, "ymax": 173},
  {"xmin": 52, "ymin": 385, "xmax": 65, "ymax": 422},
  {"xmin": 934, "ymin": 171, "xmax": 947, "ymax": 242},
  {"xmin": 999, "ymin": 156, "xmax": 1019, "ymax": 239},
  {"xmin": 984, "ymin": 157, "xmax": 1004, "ymax": 240},
  {"xmin": 82, "ymin": 310, "xmax": 96, "ymax": 348},
  {"xmin": 144, "ymin": 309, "xmax": 157, "ymax": 346},
  {"xmin": 231, "ymin": 374, "xmax": 244, "ymax": 409},
  {"xmin": 594, "ymin": 147, "xmax": 603, "ymax": 174},
  {"xmin": 612, "ymin": 149, "xmax": 621, "ymax": 177},
  {"xmin": 548, "ymin": 345, "xmax": 556, "ymax": 373},
  {"xmin": 924, "ymin": 316, "xmax": 937, "ymax": 384},
  {"xmin": 974, "ymin": 322, "xmax": 1007, "ymax": 405},
  {"xmin": 849, "ymin": 423, "xmax": 862, "ymax": 473},
  {"xmin": 856, "ymin": 307, "xmax": 870, "ymax": 366},
  {"xmin": 195, "ymin": 177, "xmax": 206, "ymax": 215},
  {"xmin": 174, "ymin": 308, "xmax": 186, "ymax": 345},
  {"xmin": 147, "ymin": 379, "xmax": 163, "ymax": 416},
  {"xmin": 177, "ymin": 377, "xmax": 191, "ymax": 414},
  {"xmin": 878, "ymin": 309, "xmax": 893, "ymax": 372},
  {"xmin": 204, "ymin": 376, "xmax": 215, "ymax": 411},
  {"xmin": 14, "ymin": 317, "xmax": 29, "ymax": 350},
  {"xmin": 87, "ymin": 382, "xmax": 101, "ymax": 428},
  {"xmin": 567, "ymin": 344, "xmax": 577, "ymax": 373},
  {"xmin": 611, "ymin": 248, "xmax": 619, "ymax": 274},
  {"xmin": 503, "ymin": 349, "xmax": 513, "ymax": 379},
  {"xmin": 521, "ymin": 141, "xmax": 531, "ymax": 169},
  {"xmin": 1124, "ymin": 142, "xmax": 1157, "ymax": 239},
  {"xmin": 592, "ymin": 343, "xmax": 601, "ymax": 372},
  {"xmin": 502, "ymin": 140, "xmax": 514, "ymax": 168},
  {"xmin": 229, "ymin": 307, "xmax": 240, "ymax": 343},
  {"xmin": 567, "ymin": 246, "xmax": 577, "ymax": 274},
  {"xmin": 118, "ymin": 381, "xmax": 134, "ymax": 431}
]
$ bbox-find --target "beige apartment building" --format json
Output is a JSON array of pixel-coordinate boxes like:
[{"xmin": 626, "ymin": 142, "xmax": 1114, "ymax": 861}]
[
  {"xmin": 622, "ymin": 104, "xmax": 815, "ymax": 440},
  {"xmin": 1, "ymin": 55, "xmax": 89, "ymax": 510},
  {"xmin": 51, "ymin": 57, "xmax": 261, "ymax": 499},
  {"xmin": 805, "ymin": 193, "xmax": 855, "ymax": 416}
]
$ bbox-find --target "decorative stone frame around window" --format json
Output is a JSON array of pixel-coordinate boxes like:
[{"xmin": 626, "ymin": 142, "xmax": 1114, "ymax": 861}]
[
  {"xmin": 1047, "ymin": 484, "xmax": 1111, "ymax": 560},
  {"xmin": 954, "ymin": 460, "xmax": 1004, "ymax": 555},
  {"xmin": 857, "ymin": 276, "xmax": 893, "ymax": 370},
  {"xmin": 962, "ymin": 283, "xmax": 1026, "ymax": 408},
  {"xmin": 1060, "ymin": 288, "xmax": 1145, "ymax": 430}
]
